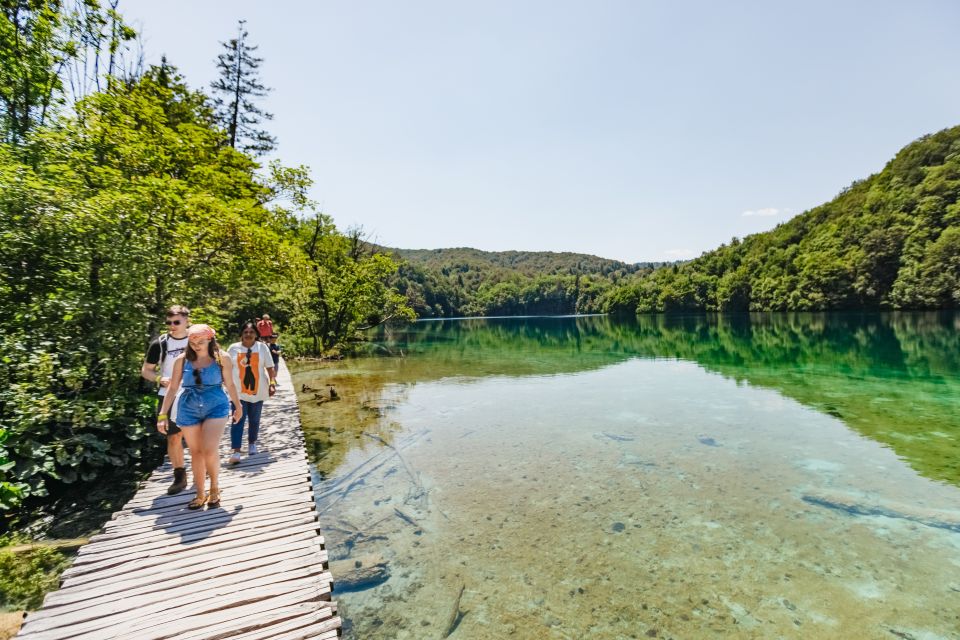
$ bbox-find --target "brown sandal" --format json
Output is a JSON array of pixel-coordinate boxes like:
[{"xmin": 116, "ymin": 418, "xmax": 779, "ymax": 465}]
[
  {"xmin": 207, "ymin": 488, "xmax": 221, "ymax": 508},
  {"xmin": 188, "ymin": 492, "xmax": 207, "ymax": 510}
]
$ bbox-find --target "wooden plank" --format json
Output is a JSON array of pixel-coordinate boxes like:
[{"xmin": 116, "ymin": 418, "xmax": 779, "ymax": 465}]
[
  {"xmin": 20, "ymin": 584, "xmax": 330, "ymax": 640},
  {"xmin": 106, "ymin": 488, "xmax": 315, "ymax": 521},
  {"xmin": 235, "ymin": 616, "xmax": 343, "ymax": 640},
  {"xmin": 63, "ymin": 520, "xmax": 321, "ymax": 577},
  {"xmin": 172, "ymin": 604, "xmax": 334, "ymax": 640},
  {"xmin": 103, "ymin": 493, "xmax": 316, "ymax": 533},
  {"xmin": 75, "ymin": 511, "xmax": 317, "ymax": 560},
  {"xmin": 119, "ymin": 478, "xmax": 313, "ymax": 515},
  {"xmin": 125, "ymin": 470, "xmax": 312, "ymax": 505},
  {"xmin": 222, "ymin": 610, "xmax": 334, "ymax": 640},
  {"xmin": 133, "ymin": 460, "xmax": 312, "ymax": 494},
  {"xmin": 89, "ymin": 500, "xmax": 317, "ymax": 544},
  {"xmin": 83, "ymin": 500, "xmax": 318, "ymax": 546},
  {"xmin": 61, "ymin": 529, "xmax": 323, "ymax": 584},
  {"xmin": 59, "ymin": 535, "xmax": 325, "ymax": 593},
  {"xmin": 127, "ymin": 467, "xmax": 312, "ymax": 503},
  {"xmin": 129, "ymin": 466, "xmax": 314, "ymax": 499},
  {"xmin": 102, "ymin": 585, "xmax": 329, "ymax": 640},
  {"xmin": 22, "ymin": 564, "xmax": 332, "ymax": 635},
  {"xmin": 42, "ymin": 541, "xmax": 325, "ymax": 609},
  {"xmin": 122, "ymin": 472, "xmax": 313, "ymax": 512}
]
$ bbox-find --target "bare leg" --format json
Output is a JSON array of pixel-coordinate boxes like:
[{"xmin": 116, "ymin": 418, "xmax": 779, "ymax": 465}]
[
  {"xmin": 167, "ymin": 433, "xmax": 185, "ymax": 468},
  {"xmin": 201, "ymin": 417, "xmax": 228, "ymax": 495},
  {"xmin": 178, "ymin": 425, "xmax": 205, "ymax": 496}
]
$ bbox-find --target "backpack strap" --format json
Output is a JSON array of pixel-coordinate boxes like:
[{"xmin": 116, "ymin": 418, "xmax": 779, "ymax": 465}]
[{"xmin": 158, "ymin": 334, "xmax": 169, "ymax": 371}]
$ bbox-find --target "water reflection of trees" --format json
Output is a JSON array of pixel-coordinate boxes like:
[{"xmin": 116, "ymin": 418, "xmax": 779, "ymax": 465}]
[{"xmin": 301, "ymin": 312, "xmax": 960, "ymax": 486}]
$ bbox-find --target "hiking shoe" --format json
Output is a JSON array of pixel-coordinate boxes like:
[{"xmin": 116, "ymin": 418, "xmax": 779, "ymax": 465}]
[
  {"xmin": 248, "ymin": 442, "xmax": 259, "ymax": 456},
  {"xmin": 167, "ymin": 467, "xmax": 187, "ymax": 495},
  {"xmin": 228, "ymin": 452, "xmax": 241, "ymax": 465}
]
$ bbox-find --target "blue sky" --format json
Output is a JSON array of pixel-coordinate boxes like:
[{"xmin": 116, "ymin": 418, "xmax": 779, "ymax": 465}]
[{"xmin": 123, "ymin": 1, "xmax": 960, "ymax": 263}]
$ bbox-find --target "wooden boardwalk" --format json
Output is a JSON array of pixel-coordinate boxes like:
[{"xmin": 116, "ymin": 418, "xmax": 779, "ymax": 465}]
[{"xmin": 16, "ymin": 360, "xmax": 342, "ymax": 640}]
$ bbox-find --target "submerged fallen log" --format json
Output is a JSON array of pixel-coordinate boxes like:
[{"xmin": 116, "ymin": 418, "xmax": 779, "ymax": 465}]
[
  {"xmin": 441, "ymin": 582, "xmax": 466, "ymax": 638},
  {"xmin": 802, "ymin": 490, "xmax": 960, "ymax": 533},
  {"xmin": 315, "ymin": 429, "xmax": 430, "ymax": 515},
  {"xmin": 597, "ymin": 431, "xmax": 634, "ymax": 443},
  {"xmin": 364, "ymin": 431, "xmax": 425, "ymax": 497},
  {"xmin": 393, "ymin": 507, "xmax": 421, "ymax": 530}
]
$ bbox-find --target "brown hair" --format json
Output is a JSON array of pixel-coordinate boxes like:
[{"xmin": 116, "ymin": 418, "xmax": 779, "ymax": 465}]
[
  {"xmin": 185, "ymin": 338, "xmax": 221, "ymax": 362},
  {"xmin": 166, "ymin": 304, "xmax": 190, "ymax": 317},
  {"xmin": 185, "ymin": 337, "xmax": 223, "ymax": 385}
]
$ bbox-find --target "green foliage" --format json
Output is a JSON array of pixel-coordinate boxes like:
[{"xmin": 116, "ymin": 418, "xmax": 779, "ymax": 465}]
[
  {"xmin": 0, "ymin": 0, "xmax": 65, "ymax": 144},
  {"xmin": 0, "ymin": 544, "xmax": 69, "ymax": 609},
  {"xmin": 601, "ymin": 127, "xmax": 960, "ymax": 314},
  {"xmin": 388, "ymin": 247, "xmax": 662, "ymax": 317},
  {"xmin": 283, "ymin": 218, "xmax": 414, "ymax": 353},
  {"xmin": 0, "ymin": 4, "xmax": 412, "ymax": 517}
]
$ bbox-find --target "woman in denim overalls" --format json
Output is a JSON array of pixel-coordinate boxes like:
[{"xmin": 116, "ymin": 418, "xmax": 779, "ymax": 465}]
[{"xmin": 158, "ymin": 324, "xmax": 243, "ymax": 509}]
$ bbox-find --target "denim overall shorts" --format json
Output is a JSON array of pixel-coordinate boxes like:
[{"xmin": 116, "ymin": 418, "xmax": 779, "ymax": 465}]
[{"xmin": 177, "ymin": 359, "xmax": 230, "ymax": 426}]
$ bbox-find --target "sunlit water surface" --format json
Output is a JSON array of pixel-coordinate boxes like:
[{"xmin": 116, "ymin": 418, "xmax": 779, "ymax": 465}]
[{"xmin": 293, "ymin": 313, "xmax": 960, "ymax": 639}]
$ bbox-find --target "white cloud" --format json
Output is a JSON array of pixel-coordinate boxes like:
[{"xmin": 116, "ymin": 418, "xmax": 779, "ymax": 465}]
[
  {"xmin": 662, "ymin": 248, "xmax": 697, "ymax": 260},
  {"xmin": 741, "ymin": 207, "xmax": 781, "ymax": 217}
]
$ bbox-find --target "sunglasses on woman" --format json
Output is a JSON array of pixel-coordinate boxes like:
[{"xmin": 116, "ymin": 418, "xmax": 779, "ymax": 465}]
[{"xmin": 165, "ymin": 319, "xmax": 183, "ymax": 326}]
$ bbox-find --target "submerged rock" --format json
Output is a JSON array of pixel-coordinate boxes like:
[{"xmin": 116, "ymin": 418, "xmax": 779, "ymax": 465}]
[{"xmin": 330, "ymin": 553, "xmax": 391, "ymax": 592}]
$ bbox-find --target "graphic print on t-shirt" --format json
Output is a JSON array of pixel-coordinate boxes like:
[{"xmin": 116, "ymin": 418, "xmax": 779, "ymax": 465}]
[
  {"xmin": 236, "ymin": 349, "xmax": 262, "ymax": 396},
  {"xmin": 147, "ymin": 334, "xmax": 189, "ymax": 397}
]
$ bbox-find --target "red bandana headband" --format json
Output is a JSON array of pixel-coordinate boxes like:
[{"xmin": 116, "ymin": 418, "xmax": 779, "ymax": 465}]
[{"xmin": 188, "ymin": 324, "xmax": 216, "ymax": 340}]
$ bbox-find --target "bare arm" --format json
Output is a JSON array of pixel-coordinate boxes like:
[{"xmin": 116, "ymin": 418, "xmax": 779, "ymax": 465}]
[
  {"xmin": 157, "ymin": 357, "xmax": 185, "ymax": 433},
  {"xmin": 263, "ymin": 343, "xmax": 277, "ymax": 393},
  {"xmin": 140, "ymin": 361, "xmax": 157, "ymax": 383},
  {"xmin": 220, "ymin": 357, "xmax": 243, "ymax": 421}
]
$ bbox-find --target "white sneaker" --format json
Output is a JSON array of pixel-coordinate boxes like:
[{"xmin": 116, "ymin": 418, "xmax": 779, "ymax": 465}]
[
  {"xmin": 228, "ymin": 452, "xmax": 241, "ymax": 465},
  {"xmin": 248, "ymin": 442, "xmax": 259, "ymax": 456}
]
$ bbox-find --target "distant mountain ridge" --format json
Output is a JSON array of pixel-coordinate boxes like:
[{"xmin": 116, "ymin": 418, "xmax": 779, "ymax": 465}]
[
  {"xmin": 386, "ymin": 246, "xmax": 661, "ymax": 274},
  {"xmin": 380, "ymin": 247, "xmax": 664, "ymax": 317}
]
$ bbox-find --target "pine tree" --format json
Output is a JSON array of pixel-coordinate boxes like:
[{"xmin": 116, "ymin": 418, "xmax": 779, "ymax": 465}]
[{"xmin": 210, "ymin": 19, "xmax": 275, "ymax": 155}]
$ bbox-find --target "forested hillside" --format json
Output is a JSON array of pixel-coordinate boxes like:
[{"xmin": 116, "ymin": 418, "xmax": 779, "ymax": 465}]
[
  {"xmin": 601, "ymin": 126, "xmax": 960, "ymax": 313},
  {"xmin": 386, "ymin": 247, "xmax": 662, "ymax": 317}
]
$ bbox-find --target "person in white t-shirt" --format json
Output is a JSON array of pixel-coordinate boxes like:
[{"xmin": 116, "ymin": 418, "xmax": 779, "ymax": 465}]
[
  {"xmin": 226, "ymin": 321, "xmax": 277, "ymax": 464},
  {"xmin": 140, "ymin": 305, "xmax": 191, "ymax": 494}
]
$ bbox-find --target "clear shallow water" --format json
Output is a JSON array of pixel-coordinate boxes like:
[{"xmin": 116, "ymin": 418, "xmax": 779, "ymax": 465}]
[{"xmin": 293, "ymin": 313, "xmax": 960, "ymax": 639}]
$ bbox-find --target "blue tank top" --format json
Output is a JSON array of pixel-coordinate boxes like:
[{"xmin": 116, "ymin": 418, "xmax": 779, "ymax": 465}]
[{"xmin": 182, "ymin": 358, "xmax": 224, "ymax": 388}]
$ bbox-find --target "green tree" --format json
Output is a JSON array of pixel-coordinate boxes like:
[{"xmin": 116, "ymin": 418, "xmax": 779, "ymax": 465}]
[
  {"xmin": 0, "ymin": 0, "xmax": 66, "ymax": 144},
  {"xmin": 210, "ymin": 19, "xmax": 275, "ymax": 155},
  {"xmin": 290, "ymin": 218, "xmax": 414, "ymax": 352}
]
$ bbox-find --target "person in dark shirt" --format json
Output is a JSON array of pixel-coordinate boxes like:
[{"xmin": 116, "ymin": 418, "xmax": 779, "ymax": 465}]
[
  {"xmin": 268, "ymin": 334, "xmax": 282, "ymax": 370},
  {"xmin": 140, "ymin": 305, "xmax": 191, "ymax": 495}
]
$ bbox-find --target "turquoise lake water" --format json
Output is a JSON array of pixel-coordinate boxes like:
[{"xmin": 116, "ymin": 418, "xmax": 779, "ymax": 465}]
[{"xmin": 293, "ymin": 313, "xmax": 960, "ymax": 639}]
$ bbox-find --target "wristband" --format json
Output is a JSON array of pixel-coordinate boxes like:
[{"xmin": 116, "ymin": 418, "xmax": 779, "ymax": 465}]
[
  {"xmin": 269, "ymin": 379, "xmax": 277, "ymax": 385},
  {"xmin": 158, "ymin": 413, "xmax": 168, "ymax": 420}
]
